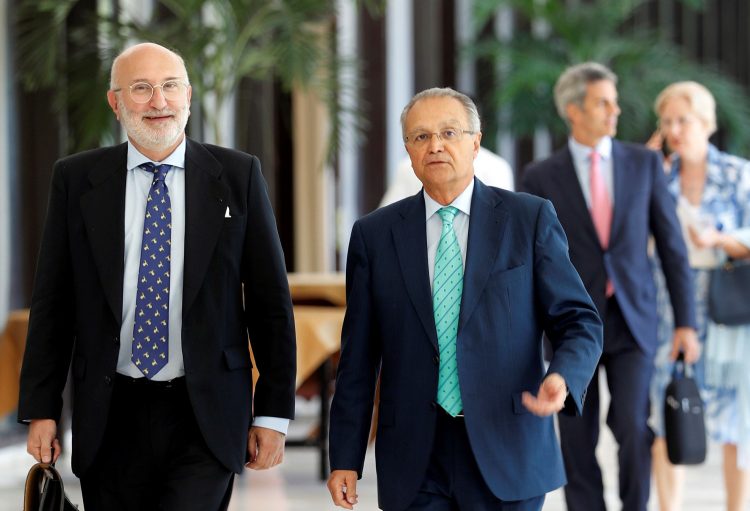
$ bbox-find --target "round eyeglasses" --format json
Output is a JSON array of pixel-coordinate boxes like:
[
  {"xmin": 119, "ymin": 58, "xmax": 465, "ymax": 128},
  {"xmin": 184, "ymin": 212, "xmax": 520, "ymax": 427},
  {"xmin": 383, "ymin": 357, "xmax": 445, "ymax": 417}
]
[
  {"xmin": 112, "ymin": 80, "xmax": 189, "ymax": 104},
  {"xmin": 404, "ymin": 127, "xmax": 475, "ymax": 148}
]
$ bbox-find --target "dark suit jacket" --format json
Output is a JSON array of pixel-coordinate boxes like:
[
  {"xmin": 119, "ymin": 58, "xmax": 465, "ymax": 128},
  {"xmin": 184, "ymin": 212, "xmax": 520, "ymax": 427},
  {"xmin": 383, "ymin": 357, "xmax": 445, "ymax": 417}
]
[
  {"xmin": 522, "ymin": 141, "xmax": 695, "ymax": 355},
  {"xmin": 18, "ymin": 138, "xmax": 296, "ymax": 477},
  {"xmin": 329, "ymin": 179, "xmax": 603, "ymax": 510}
]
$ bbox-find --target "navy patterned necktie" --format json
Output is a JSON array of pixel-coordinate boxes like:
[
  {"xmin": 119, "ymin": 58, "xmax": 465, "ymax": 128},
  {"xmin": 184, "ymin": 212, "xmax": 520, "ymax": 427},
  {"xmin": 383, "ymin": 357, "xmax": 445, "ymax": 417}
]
[{"xmin": 132, "ymin": 163, "xmax": 172, "ymax": 378}]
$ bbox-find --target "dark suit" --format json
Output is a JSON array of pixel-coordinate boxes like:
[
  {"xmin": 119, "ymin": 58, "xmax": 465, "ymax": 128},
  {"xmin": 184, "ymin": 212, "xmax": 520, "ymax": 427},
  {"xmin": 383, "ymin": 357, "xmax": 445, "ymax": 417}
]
[
  {"xmin": 522, "ymin": 141, "xmax": 695, "ymax": 510},
  {"xmin": 329, "ymin": 179, "xmax": 603, "ymax": 511},
  {"xmin": 18, "ymin": 139, "xmax": 296, "ymax": 501}
]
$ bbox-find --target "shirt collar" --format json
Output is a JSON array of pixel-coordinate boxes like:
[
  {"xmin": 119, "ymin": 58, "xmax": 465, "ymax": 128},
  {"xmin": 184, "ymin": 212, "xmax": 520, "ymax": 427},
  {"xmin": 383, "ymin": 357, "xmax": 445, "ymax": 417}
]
[
  {"xmin": 568, "ymin": 136, "xmax": 612, "ymax": 163},
  {"xmin": 127, "ymin": 136, "xmax": 187, "ymax": 172},
  {"xmin": 424, "ymin": 178, "xmax": 474, "ymax": 221}
]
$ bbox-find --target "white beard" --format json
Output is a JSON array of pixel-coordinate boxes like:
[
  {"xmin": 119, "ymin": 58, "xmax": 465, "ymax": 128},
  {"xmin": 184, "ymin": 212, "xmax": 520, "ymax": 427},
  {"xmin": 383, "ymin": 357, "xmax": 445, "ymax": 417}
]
[{"xmin": 117, "ymin": 96, "xmax": 190, "ymax": 152}]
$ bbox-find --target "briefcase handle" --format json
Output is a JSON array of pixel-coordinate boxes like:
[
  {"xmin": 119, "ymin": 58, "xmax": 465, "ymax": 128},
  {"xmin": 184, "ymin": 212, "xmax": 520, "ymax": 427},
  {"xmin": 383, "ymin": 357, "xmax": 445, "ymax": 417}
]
[
  {"xmin": 672, "ymin": 352, "xmax": 694, "ymax": 379},
  {"xmin": 23, "ymin": 457, "xmax": 79, "ymax": 511}
]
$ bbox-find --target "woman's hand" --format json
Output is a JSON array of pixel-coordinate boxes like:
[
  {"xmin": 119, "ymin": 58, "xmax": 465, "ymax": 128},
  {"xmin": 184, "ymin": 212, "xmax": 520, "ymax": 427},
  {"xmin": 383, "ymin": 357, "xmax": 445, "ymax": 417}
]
[
  {"xmin": 646, "ymin": 130, "xmax": 663, "ymax": 151},
  {"xmin": 646, "ymin": 130, "xmax": 672, "ymax": 170},
  {"xmin": 688, "ymin": 225, "xmax": 722, "ymax": 249}
]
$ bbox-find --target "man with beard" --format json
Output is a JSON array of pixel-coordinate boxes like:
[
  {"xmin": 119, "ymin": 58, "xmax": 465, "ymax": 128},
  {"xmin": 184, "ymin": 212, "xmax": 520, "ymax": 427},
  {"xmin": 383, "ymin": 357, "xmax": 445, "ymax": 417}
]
[{"xmin": 18, "ymin": 42, "xmax": 296, "ymax": 510}]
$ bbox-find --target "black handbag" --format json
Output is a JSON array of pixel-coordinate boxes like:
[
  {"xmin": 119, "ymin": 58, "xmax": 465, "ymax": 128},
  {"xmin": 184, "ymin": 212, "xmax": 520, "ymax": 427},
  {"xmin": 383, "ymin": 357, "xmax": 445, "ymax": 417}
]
[
  {"xmin": 23, "ymin": 462, "xmax": 79, "ymax": 511},
  {"xmin": 708, "ymin": 259, "xmax": 750, "ymax": 325},
  {"xmin": 664, "ymin": 354, "xmax": 707, "ymax": 465}
]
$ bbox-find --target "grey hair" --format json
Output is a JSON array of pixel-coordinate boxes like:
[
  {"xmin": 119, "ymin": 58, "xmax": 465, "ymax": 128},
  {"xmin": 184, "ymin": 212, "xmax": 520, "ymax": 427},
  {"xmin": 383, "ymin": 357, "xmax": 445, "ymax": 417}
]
[
  {"xmin": 400, "ymin": 87, "xmax": 481, "ymax": 139},
  {"xmin": 109, "ymin": 42, "xmax": 189, "ymax": 90},
  {"xmin": 554, "ymin": 62, "xmax": 617, "ymax": 125}
]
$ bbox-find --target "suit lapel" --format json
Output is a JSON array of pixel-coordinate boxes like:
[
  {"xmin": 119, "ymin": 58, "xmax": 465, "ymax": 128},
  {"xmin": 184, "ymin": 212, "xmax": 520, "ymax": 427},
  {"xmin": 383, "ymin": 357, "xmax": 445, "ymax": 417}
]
[
  {"xmin": 80, "ymin": 143, "xmax": 128, "ymax": 325},
  {"xmin": 392, "ymin": 193, "xmax": 439, "ymax": 352},
  {"xmin": 552, "ymin": 148, "xmax": 600, "ymax": 244},
  {"xmin": 554, "ymin": 148, "xmax": 599, "ymax": 234},
  {"xmin": 459, "ymin": 179, "xmax": 507, "ymax": 330},
  {"xmin": 182, "ymin": 139, "xmax": 229, "ymax": 317},
  {"xmin": 610, "ymin": 140, "xmax": 626, "ymax": 243}
]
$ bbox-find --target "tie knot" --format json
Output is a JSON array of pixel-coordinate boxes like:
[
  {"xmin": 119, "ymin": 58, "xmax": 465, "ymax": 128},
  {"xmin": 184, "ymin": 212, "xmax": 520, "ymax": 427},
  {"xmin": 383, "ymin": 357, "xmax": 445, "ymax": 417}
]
[
  {"xmin": 141, "ymin": 163, "xmax": 171, "ymax": 182},
  {"xmin": 437, "ymin": 206, "xmax": 459, "ymax": 225},
  {"xmin": 590, "ymin": 151, "xmax": 600, "ymax": 165}
]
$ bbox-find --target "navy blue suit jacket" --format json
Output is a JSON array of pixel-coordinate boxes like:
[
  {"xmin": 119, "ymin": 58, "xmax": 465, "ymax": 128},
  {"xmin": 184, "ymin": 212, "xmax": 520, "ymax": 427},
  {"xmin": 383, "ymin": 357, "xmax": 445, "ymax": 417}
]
[
  {"xmin": 329, "ymin": 179, "xmax": 603, "ymax": 510},
  {"xmin": 522, "ymin": 141, "xmax": 696, "ymax": 355}
]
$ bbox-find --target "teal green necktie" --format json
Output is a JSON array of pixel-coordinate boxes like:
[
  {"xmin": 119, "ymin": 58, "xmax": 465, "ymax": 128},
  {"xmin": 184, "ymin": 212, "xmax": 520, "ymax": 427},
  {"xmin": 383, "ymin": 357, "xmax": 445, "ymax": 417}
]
[{"xmin": 434, "ymin": 206, "xmax": 464, "ymax": 416}]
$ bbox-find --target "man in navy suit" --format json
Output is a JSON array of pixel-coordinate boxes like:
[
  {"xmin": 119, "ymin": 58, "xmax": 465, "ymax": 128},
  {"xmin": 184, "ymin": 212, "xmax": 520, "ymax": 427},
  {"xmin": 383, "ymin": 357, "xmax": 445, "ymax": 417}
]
[
  {"xmin": 522, "ymin": 62, "xmax": 700, "ymax": 511},
  {"xmin": 326, "ymin": 87, "xmax": 603, "ymax": 511},
  {"xmin": 19, "ymin": 43, "xmax": 296, "ymax": 510}
]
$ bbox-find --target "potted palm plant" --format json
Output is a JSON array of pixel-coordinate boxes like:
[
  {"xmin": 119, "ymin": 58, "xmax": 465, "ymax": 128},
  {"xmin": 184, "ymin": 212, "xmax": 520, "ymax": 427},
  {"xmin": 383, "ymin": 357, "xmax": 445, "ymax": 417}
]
[
  {"xmin": 15, "ymin": 0, "xmax": 380, "ymax": 153},
  {"xmin": 469, "ymin": 0, "xmax": 750, "ymax": 155}
]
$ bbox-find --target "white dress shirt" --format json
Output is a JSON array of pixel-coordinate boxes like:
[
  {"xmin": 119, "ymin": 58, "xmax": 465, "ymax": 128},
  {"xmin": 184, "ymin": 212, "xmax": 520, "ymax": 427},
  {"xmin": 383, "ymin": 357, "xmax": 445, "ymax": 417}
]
[
  {"xmin": 425, "ymin": 180, "xmax": 473, "ymax": 291},
  {"xmin": 117, "ymin": 138, "xmax": 287, "ymax": 434}
]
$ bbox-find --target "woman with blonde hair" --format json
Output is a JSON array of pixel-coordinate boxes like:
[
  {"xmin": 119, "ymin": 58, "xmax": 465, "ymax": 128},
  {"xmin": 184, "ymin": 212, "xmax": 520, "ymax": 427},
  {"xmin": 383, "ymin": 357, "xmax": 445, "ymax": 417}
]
[{"xmin": 648, "ymin": 81, "xmax": 750, "ymax": 511}]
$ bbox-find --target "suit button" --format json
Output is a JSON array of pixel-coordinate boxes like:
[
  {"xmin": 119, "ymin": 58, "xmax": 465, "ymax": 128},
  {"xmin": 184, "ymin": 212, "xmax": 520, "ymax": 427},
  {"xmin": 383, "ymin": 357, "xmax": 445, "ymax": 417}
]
[
  {"xmin": 104, "ymin": 376, "xmax": 112, "ymax": 386},
  {"xmin": 433, "ymin": 355, "xmax": 439, "ymax": 365},
  {"xmin": 430, "ymin": 401, "xmax": 437, "ymax": 410},
  {"xmin": 113, "ymin": 335, "xmax": 120, "ymax": 345}
]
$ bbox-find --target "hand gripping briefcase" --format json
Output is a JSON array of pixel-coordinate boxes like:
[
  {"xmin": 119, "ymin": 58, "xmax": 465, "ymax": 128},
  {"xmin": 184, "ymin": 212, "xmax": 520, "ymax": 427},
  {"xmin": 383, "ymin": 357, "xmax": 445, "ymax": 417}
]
[
  {"xmin": 664, "ymin": 353, "xmax": 707, "ymax": 465},
  {"xmin": 23, "ymin": 462, "xmax": 79, "ymax": 511}
]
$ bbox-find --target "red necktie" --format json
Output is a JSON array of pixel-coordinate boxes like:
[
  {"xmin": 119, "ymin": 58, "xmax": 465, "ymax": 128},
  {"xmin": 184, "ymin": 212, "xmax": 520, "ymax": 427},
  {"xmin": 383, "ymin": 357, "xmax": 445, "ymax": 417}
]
[{"xmin": 589, "ymin": 151, "xmax": 614, "ymax": 296}]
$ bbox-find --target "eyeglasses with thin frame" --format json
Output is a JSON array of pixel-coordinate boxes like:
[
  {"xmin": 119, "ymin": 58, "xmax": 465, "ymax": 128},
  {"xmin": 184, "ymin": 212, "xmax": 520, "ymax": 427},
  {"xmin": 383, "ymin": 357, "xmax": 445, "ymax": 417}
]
[
  {"xmin": 112, "ymin": 80, "xmax": 189, "ymax": 104},
  {"xmin": 404, "ymin": 127, "xmax": 476, "ymax": 148}
]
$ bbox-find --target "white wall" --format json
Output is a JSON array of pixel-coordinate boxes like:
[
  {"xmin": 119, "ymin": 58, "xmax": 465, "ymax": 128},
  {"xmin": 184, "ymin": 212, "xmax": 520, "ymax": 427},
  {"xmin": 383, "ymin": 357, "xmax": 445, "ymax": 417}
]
[
  {"xmin": 0, "ymin": 0, "xmax": 11, "ymax": 330},
  {"xmin": 455, "ymin": 0, "xmax": 476, "ymax": 96},
  {"xmin": 336, "ymin": 0, "xmax": 359, "ymax": 265},
  {"xmin": 385, "ymin": 1, "xmax": 414, "ymax": 186}
]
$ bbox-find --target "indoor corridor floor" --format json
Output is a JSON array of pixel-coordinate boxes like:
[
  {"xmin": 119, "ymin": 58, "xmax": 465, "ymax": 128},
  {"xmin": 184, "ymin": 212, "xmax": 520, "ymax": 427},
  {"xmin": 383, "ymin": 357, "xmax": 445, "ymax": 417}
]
[
  {"xmin": 0, "ymin": 422, "xmax": 728, "ymax": 510},
  {"xmin": 0, "ymin": 374, "xmax": 729, "ymax": 510}
]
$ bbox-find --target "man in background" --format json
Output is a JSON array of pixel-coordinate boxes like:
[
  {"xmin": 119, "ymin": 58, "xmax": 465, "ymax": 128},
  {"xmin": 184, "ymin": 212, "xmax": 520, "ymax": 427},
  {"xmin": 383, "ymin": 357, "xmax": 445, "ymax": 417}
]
[{"xmin": 521, "ymin": 62, "xmax": 699, "ymax": 511}]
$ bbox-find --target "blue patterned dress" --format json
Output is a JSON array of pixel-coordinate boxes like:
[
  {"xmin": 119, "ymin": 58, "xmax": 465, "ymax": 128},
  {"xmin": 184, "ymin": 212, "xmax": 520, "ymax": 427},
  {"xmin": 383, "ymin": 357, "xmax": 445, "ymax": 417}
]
[{"xmin": 650, "ymin": 144, "xmax": 750, "ymax": 468}]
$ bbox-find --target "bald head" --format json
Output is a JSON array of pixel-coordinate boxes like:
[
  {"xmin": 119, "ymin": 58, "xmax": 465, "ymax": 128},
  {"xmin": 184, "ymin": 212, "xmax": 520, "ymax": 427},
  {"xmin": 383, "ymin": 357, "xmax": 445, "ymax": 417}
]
[
  {"xmin": 106, "ymin": 42, "xmax": 192, "ymax": 162},
  {"xmin": 110, "ymin": 43, "xmax": 189, "ymax": 90}
]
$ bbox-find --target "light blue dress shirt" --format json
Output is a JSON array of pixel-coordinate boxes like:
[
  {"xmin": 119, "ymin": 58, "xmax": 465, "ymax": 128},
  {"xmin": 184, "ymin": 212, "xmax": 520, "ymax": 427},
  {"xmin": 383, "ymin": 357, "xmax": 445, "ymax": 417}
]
[
  {"xmin": 568, "ymin": 136, "xmax": 615, "ymax": 208},
  {"xmin": 117, "ymin": 138, "xmax": 287, "ymax": 434}
]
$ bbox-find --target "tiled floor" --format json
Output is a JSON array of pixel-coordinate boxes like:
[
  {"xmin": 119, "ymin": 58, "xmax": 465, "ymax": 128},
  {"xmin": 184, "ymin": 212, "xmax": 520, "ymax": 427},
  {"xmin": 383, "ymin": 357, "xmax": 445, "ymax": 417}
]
[{"xmin": 0, "ymin": 380, "xmax": 730, "ymax": 510}]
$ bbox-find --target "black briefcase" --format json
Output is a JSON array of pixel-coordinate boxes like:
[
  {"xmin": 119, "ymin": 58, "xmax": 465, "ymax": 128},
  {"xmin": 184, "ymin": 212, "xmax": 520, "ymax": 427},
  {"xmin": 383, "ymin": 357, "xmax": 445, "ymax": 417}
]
[
  {"xmin": 23, "ymin": 461, "xmax": 79, "ymax": 511},
  {"xmin": 664, "ymin": 354, "xmax": 707, "ymax": 465}
]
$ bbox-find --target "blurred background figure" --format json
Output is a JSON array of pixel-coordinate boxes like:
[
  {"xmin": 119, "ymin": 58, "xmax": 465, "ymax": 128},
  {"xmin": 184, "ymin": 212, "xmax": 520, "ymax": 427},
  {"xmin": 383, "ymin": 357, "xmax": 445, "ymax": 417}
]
[
  {"xmin": 379, "ymin": 146, "xmax": 513, "ymax": 207},
  {"xmin": 648, "ymin": 81, "xmax": 750, "ymax": 511},
  {"xmin": 522, "ymin": 62, "xmax": 699, "ymax": 511}
]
